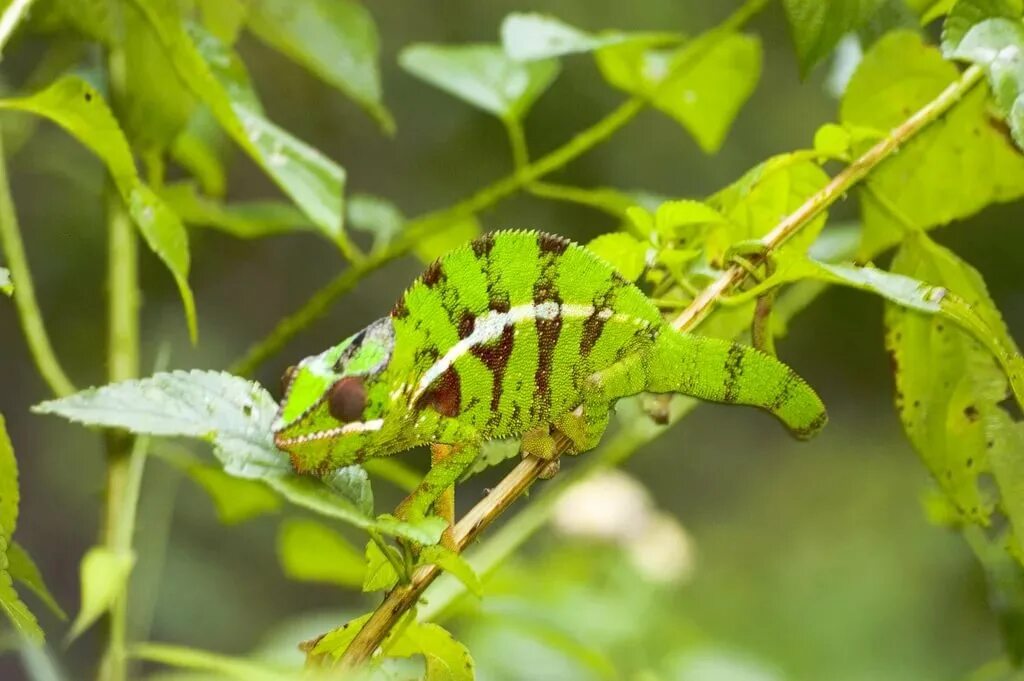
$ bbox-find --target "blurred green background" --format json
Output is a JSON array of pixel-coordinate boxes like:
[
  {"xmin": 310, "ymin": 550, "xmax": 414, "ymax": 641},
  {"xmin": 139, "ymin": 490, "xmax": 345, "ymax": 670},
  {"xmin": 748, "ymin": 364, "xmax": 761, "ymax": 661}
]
[{"xmin": 1, "ymin": 1, "xmax": 1019, "ymax": 679}]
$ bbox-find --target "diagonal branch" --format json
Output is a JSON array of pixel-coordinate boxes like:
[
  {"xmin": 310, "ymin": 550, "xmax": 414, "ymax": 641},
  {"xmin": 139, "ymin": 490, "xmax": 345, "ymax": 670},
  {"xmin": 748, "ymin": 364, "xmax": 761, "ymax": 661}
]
[{"xmin": 329, "ymin": 62, "xmax": 987, "ymax": 671}]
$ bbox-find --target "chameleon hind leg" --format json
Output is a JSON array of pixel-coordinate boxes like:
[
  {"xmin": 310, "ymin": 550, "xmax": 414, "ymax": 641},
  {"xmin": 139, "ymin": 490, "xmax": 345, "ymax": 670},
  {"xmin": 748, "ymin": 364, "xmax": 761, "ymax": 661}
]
[{"xmin": 428, "ymin": 444, "xmax": 457, "ymax": 550}]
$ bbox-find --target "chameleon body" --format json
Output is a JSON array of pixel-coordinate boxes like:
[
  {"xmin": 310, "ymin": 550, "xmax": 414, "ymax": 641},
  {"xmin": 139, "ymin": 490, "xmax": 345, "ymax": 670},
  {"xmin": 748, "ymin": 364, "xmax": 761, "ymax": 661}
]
[{"xmin": 273, "ymin": 230, "xmax": 826, "ymax": 523}]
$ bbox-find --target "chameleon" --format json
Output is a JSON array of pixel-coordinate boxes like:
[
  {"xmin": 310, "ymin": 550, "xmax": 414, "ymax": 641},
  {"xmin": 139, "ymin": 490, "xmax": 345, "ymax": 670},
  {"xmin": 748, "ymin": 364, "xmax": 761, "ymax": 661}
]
[{"xmin": 273, "ymin": 230, "xmax": 826, "ymax": 528}]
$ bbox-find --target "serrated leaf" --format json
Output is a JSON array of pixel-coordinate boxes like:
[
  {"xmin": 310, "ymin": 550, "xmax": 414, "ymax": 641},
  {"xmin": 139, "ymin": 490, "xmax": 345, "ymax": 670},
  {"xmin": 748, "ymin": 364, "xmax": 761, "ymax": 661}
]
[
  {"xmin": 781, "ymin": 0, "xmax": 887, "ymax": 75},
  {"xmin": 7, "ymin": 542, "xmax": 65, "ymax": 620},
  {"xmin": 414, "ymin": 215, "xmax": 481, "ymax": 264},
  {"xmin": 399, "ymin": 43, "xmax": 560, "ymax": 121},
  {"xmin": 841, "ymin": 31, "xmax": 1024, "ymax": 255},
  {"xmin": 0, "ymin": 540, "xmax": 42, "ymax": 644},
  {"xmin": 886, "ymin": 234, "xmax": 1024, "ymax": 534},
  {"xmin": 132, "ymin": 642, "xmax": 303, "ymax": 681},
  {"xmin": 0, "ymin": 267, "xmax": 10, "ymax": 295},
  {"xmin": 277, "ymin": 518, "xmax": 365, "ymax": 587},
  {"xmin": 500, "ymin": 13, "xmax": 648, "ymax": 61},
  {"xmin": 348, "ymin": 194, "xmax": 405, "ymax": 250},
  {"xmin": 161, "ymin": 181, "xmax": 315, "ymax": 238},
  {"xmin": 418, "ymin": 545, "xmax": 482, "ymax": 597},
  {"xmin": 188, "ymin": 464, "xmax": 281, "ymax": 524},
  {"xmin": 388, "ymin": 621, "xmax": 475, "ymax": 681},
  {"xmin": 33, "ymin": 371, "xmax": 441, "ymax": 543},
  {"xmin": 309, "ymin": 612, "xmax": 373, "ymax": 660},
  {"xmin": 0, "ymin": 417, "xmax": 42, "ymax": 643},
  {"xmin": 941, "ymin": 0, "xmax": 1022, "ymax": 54},
  {"xmin": 0, "ymin": 76, "xmax": 196, "ymax": 339},
  {"xmin": 653, "ymin": 199, "xmax": 728, "ymax": 238},
  {"xmin": 67, "ymin": 547, "xmax": 135, "ymax": 643},
  {"xmin": 596, "ymin": 33, "xmax": 762, "ymax": 153},
  {"xmin": 586, "ymin": 233, "xmax": 648, "ymax": 282},
  {"xmin": 950, "ymin": 17, "xmax": 1024, "ymax": 150},
  {"xmin": 248, "ymin": 0, "xmax": 392, "ymax": 132},
  {"xmin": 131, "ymin": 2, "xmax": 348, "ymax": 247}
]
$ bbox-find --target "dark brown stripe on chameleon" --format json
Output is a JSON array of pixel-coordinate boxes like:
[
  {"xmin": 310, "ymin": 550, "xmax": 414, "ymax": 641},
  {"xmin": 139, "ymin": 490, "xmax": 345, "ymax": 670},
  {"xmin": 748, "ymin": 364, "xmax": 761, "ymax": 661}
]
[
  {"xmin": 471, "ymin": 233, "xmax": 495, "ymax": 258},
  {"xmin": 416, "ymin": 366, "xmax": 461, "ymax": 418},
  {"xmin": 769, "ymin": 371, "xmax": 800, "ymax": 412},
  {"xmin": 471, "ymin": 324, "xmax": 515, "ymax": 414},
  {"xmin": 580, "ymin": 287, "xmax": 616, "ymax": 357},
  {"xmin": 391, "ymin": 295, "xmax": 409, "ymax": 319},
  {"xmin": 421, "ymin": 260, "xmax": 445, "ymax": 288},
  {"xmin": 533, "ymin": 250, "xmax": 564, "ymax": 416},
  {"xmin": 489, "ymin": 292, "xmax": 511, "ymax": 313},
  {"xmin": 722, "ymin": 344, "xmax": 747, "ymax": 404},
  {"xmin": 537, "ymin": 232, "xmax": 570, "ymax": 255},
  {"xmin": 457, "ymin": 310, "xmax": 476, "ymax": 339}
]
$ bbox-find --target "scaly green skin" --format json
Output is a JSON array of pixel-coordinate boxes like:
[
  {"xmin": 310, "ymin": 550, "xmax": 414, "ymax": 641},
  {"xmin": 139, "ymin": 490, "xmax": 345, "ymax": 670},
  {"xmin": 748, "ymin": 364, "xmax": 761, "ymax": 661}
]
[{"xmin": 273, "ymin": 230, "xmax": 827, "ymax": 525}]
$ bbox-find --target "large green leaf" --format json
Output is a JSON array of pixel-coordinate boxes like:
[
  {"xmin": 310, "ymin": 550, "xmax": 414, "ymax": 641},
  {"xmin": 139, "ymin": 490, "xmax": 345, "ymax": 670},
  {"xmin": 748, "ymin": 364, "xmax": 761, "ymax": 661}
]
[
  {"xmin": 33, "ymin": 371, "xmax": 442, "ymax": 544},
  {"xmin": 886, "ymin": 234, "xmax": 1024, "ymax": 543},
  {"xmin": 595, "ymin": 33, "xmax": 762, "ymax": 153},
  {"xmin": 247, "ymin": 0, "xmax": 392, "ymax": 132},
  {"xmin": 276, "ymin": 518, "xmax": 365, "ymax": 587},
  {"xmin": 67, "ymin": 547, "xmax": 135, "ymax": 642},
  {"xmin": 399, "ymin": 43, "xmax": 560, "ymax": 121},
  {"xmin": 131, "ymin": 1, "xmax": 348, "ymax": 247},
  {"xmin": 950, "ymin": 17, "xmax": 1024, "ymax": 150},
  {"xmin": 841, "ymin": 31, "xmax": 1024, "ymax": 255},
  {"xmin": 0, "ymin": 76, "xmax": 196, "ymax": 339},
  {"xmin": 781, "ymin": 0, "xmax": 886, "ymax": 74}
]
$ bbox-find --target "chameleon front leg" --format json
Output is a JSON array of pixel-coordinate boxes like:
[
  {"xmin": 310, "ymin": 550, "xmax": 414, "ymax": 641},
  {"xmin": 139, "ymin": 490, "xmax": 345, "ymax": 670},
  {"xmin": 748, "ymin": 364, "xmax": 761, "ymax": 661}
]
[
  {"xmin": 394, "ymin": 437, "xmax": 480, "ymax": 532},
  {"xmin": 428, "ymin": 444, "xmax": 457, "ymax": 551}
]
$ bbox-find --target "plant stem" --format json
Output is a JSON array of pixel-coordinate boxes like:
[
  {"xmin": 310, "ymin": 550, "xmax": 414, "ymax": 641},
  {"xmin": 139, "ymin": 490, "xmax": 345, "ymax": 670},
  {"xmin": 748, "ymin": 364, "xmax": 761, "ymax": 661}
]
[
  {"xmin": 333, "ymin": 61, "xmax": 987, "ymax": 670},
  {"xmin": 232, "ymin": 0, "xmax": 769, "ymax": 377},
  {"xmin": 0, "ymin": 131, "xmax": 75, "ymax": 397}
]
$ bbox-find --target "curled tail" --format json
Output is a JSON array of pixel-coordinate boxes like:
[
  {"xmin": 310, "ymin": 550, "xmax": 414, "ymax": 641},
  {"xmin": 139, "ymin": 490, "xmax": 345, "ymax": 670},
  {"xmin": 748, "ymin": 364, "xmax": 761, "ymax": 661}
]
[{"xmin": 645, "ymin": 330, "xmax": 827, "ymax": 440}]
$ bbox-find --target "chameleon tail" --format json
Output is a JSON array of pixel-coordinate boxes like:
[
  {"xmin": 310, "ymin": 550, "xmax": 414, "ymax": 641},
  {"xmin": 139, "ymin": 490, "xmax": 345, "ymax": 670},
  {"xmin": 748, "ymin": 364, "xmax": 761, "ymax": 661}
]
[{"xmin": 645, "ymin": 330, "xmax": 828, "ymax": 440}]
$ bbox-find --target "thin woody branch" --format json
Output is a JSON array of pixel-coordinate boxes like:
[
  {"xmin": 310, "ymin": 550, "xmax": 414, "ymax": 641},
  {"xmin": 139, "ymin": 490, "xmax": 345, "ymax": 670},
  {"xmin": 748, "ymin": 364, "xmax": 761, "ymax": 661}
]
[{"xmin": 328, "ymin": 50, "xmax": 986, "ymax": 681}]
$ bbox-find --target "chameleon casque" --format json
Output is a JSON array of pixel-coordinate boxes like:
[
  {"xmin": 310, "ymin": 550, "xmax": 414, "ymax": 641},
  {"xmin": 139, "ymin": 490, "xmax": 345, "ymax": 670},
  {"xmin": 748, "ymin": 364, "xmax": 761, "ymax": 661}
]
[{"xmin": 273, "ymin": 230, "xmax": 827, "ymax": 527}]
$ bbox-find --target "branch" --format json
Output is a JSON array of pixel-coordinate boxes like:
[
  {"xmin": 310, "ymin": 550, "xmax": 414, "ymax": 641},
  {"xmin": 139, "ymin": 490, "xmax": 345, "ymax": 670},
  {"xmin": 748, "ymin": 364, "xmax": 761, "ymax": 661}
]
[
  {"xmin": 331, "ymin": 62, "xmax": 987, "ymax": 671},
  {"xmin": 230, "ymin": 0, "xmax": 768, "ymax": 378}
]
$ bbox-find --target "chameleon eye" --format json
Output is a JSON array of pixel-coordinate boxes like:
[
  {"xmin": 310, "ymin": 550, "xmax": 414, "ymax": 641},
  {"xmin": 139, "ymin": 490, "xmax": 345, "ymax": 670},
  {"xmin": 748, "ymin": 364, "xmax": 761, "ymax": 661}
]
[
  {"xmin": 280, "ymin": 365, "xmax": 298, "ymax": 396},
  {"xmin": 327, "ymin": 377, "xmax": 367, "ymax": 423}
]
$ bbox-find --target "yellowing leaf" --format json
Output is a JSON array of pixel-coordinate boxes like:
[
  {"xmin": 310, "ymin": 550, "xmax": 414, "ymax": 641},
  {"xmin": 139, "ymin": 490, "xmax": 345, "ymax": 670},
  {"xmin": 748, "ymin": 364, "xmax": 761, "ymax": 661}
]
[
  {"xmin": 0, "ymin": 76, "xmax": 196, "ymax": 339},
  {"xmin": 586, "ymin": 232, "xmax": 648, "ymax": 282},
  {"xmin": 399, "ymin": 43, "xmax": 560, "ymax": 121},
  {"xmin": 841, "ymin": 31, "xmax": 1024, "ymax": 255},
  {"xmin": 276, "ymin": 518, "xmax": 365, "ymax": 587},
  {"xmin": 596, "ymin": 33, "xmax": 762, "ymax": 153},
  {"xmin": 67, "ymin": 547, "xmax": 135, "ymax": 643},
  {"xmin": 248, "ymin": 0, "xmax": 393, "ymax": 131}
]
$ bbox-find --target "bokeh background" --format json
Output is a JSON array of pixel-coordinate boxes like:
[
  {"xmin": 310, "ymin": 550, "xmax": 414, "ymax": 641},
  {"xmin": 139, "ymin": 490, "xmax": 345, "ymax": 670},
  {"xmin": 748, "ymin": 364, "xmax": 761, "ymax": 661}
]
[{"xmin": 1, "ymin": 1, "xmax": 1020, "ymax": 679}]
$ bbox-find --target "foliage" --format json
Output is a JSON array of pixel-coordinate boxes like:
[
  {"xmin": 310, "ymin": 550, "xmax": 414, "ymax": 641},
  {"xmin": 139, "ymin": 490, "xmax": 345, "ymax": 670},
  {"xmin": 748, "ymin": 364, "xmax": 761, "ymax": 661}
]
[{"xmin": 2, "ymin": 0, "xmax": 1024, "ymax": 679}]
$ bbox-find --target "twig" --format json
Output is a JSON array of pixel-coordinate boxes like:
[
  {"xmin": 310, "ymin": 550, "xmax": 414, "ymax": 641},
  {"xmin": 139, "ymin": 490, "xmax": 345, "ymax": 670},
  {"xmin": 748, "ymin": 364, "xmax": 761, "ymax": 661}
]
[
  {"xmin": 0, "ymin": 130, "xmax": 76, "ymax": 397},
  {"xmin": 332, "ymin": 62, "xmax": 987, "ymax": 671}
]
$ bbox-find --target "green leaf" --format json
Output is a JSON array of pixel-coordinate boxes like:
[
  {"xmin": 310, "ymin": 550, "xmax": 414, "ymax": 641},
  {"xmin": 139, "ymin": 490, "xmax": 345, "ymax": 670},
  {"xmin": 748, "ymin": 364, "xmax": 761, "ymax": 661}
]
[
  {"xmin": 188, "ymin": 464, "xmax": 281, "ymax": 525},
  {"xmin": 414, "ymin": 215, "xmax": 481, "ymax": 264},
  {"xmin": 30, "ymin": 0, "xmax": 112, "ymax": 43},
  {"xmin": 885, "ymin": 234, "xmax": 1024, "ymax": 535},
  {"xmin": 7, "ymin": 543, "xmax": 65, "ymax": 620},
  {"xmin": 362, "ymin": 540, "xmax": 398, "ymax": 592},
  {"xmin": 0, "ymin": 539, "xmax": 42, "ymax": 644},
  {"xmin": 67, "ymin": 547, "xmax": 135, "ymax": 643},
  {"xmin": 841, "ymin": 31, "xmax": 1024, "ymax": 255},
  {"xmin": 586, "ymin": 233, "xmax": 648, "ymax": 282},
  {"xmin": 131, "ymin": 2, "xmax": 348, "ymax": 247},
  {"xmin": 461, "ymin": 438, "xmax": 521, "ymax": 480},
  {"xmin": 399, "ymin": 43, "xmax": 560, "ymax": 121},
  {"xmin": 0, "ymin": 76, "xmax": 197, "ymax": 339},
  {"xmin": 348, "ymin": 194, "xmax": 405, "ymax": 250},
  {"xmin": 941, "ymin": 0, "xmax": 1022, "ymax": 54},
  {"xmin": 418, "ymin": 545, "xmax": 482, "ymax": 598},
  {"xmin": 950, "ymin": 17, "xmax": 1024, "ymax": 150},
  {"xmin": 276, "ymin": 518, "xmax": 365, "ymax": 587},
  {"xmin": 813, "ymin": 122, "xmax": 853, "ymax": 158},
  {"xmin": 596, "ymin": 33, "xmax": 762, "ymax": 153},
  {"xmin": 247, "ymin": 0, "xmax": 392, "ymax": 132},
  {"xmin": 33, "ymin": 371, "xmax": 439, "ymax": 543},
  {"xmin": 652, "ymin": 199, "xmax": 728, "ymax": 238},
  {"xmin": 120, "ymin": 0, "xmax": 195, "ymax": 153},
  {"xmin": 500, "ymin": 13, "xmax": 651, "ymax": 61},
  {"xmin": 309, "ymin": 613, "xmax": 373, "ymax": 660},
  {"xmin": 170, "ymin": 108, "xmax": 228, "ymax": 196},
  {"xmin": 0, "ymin": 267, "xmax": 10, "ymax": 296},
  {"xmin": 781, "ymin": 0, "xmax": 887, "ymax": 75},
  {"xmin": 160, "ymin": 181, "xmax": 315, "ymax": 239},
  {"xmin": 388, "ymin": 621, "xmax": 475, "ymax": 681},
  {"xmin": 132, "ymin": 642, "xmax": 303, "ymax": 681}
]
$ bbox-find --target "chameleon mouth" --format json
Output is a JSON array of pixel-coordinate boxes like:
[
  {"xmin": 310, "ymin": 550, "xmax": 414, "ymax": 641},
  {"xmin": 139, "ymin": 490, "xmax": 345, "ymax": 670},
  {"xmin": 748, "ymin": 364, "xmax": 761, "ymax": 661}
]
[{"xmin": 273, "ymin": 419, "xmax": 384, "ymax": 449}]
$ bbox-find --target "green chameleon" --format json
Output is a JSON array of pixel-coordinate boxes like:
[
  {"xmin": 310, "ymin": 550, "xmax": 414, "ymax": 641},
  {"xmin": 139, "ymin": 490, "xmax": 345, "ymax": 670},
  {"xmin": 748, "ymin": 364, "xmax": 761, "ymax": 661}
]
[{"xmin": 273, "ymin": 230, "xmax": 826, "ymax": 529}]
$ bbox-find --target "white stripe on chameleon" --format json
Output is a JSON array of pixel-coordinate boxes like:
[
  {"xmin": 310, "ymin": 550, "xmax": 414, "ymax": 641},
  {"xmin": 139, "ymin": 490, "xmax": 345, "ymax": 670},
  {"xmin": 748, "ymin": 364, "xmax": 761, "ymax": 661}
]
[
  {"xmin": 412, "ymin": 302, "xmax": 640, "ymax": 403},
  {"xmin": 275, "ymin": 418, "xmax": 384, "ymax": 445}
]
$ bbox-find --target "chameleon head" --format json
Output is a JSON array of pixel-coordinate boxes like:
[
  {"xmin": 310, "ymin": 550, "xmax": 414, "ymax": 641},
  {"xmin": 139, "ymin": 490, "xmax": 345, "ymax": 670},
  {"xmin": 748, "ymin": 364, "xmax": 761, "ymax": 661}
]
[{"xmin": 272, "ymin": 317, "xmax": 404, "ymax": 474}]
